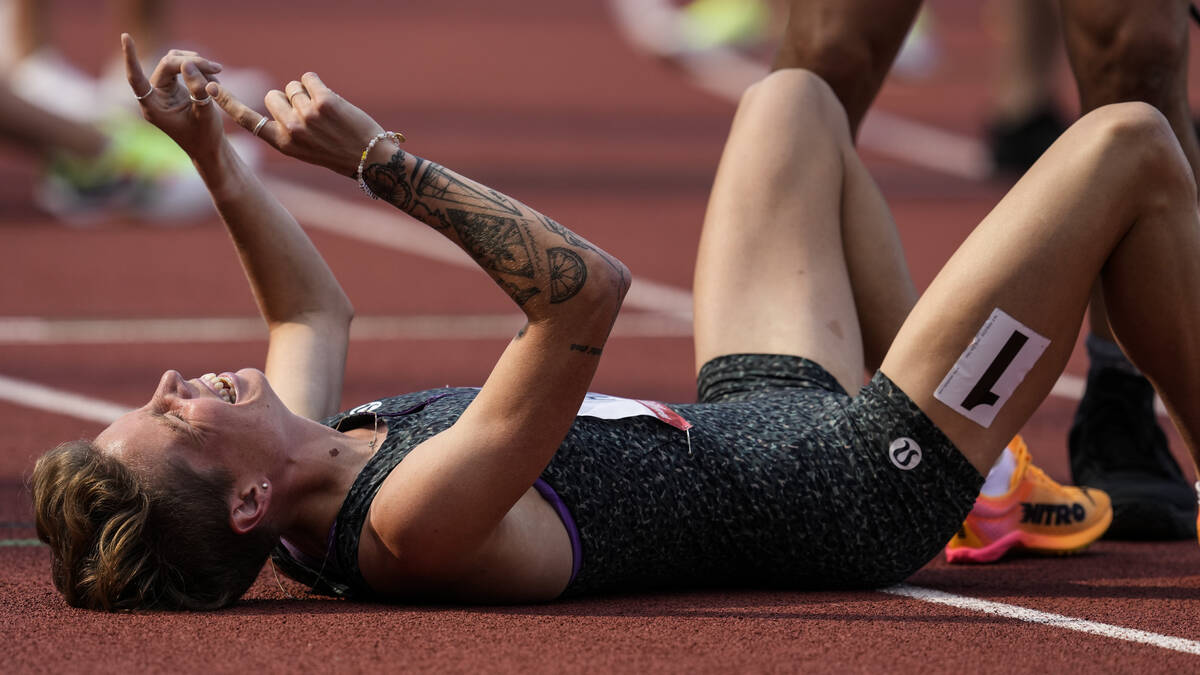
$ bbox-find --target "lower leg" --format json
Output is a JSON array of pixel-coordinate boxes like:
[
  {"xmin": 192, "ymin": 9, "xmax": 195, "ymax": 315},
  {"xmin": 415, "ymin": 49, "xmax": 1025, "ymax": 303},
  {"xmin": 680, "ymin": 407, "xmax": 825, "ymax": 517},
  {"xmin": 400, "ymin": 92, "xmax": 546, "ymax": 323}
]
[
  {"xmin": 839, "ymin": 141, "xmax": 916, "ymax": 371},
  {"xmin": 1065, "ymin": 0, "xmax": 1197, "ymax": 345},
  {"xmin": 1060, "ymin": 0, "xmax": 1200, "ymax": 180},
  {"xmin": 991, "ymin": 0, "xmax": 1062, "ymax": 122},
  {"xmin": 1059, "ymin": 0, "xmax": 1197, "ymax": 537},
  {"xmin": 771, "ymin": 0, "xmax": 922, "ymax": 136}
]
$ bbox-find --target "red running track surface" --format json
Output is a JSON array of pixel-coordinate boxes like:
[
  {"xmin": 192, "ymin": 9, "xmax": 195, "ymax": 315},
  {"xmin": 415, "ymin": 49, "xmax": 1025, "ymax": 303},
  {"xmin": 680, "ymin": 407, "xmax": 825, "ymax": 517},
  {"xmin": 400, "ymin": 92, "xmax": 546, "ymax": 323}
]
[{"xmin": 3, "ymin": 0, "xmax": 1200, "ymax": 672}]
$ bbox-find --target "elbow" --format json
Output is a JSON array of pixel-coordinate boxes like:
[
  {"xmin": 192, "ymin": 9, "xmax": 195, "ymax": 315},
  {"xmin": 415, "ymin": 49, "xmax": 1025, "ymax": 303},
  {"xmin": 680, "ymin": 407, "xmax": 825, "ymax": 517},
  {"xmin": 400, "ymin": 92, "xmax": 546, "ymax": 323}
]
[
  {"xmin": 582, "ymin": 254, "xmax": 631, "ymax": 320},
  {"xmin": 526, "ymin": 252, "xmax": 630, "ymax": 322},
  {"xmin": 332, "ymin": 291, "xmax": 356, "ymax": 326},
  {"xmin": 609, "ymin": 257, "xmax": 632, "ymax": 307},
  {"xmin": 316, "ymin": 285, "xmax": 355, "ymax": 326}
]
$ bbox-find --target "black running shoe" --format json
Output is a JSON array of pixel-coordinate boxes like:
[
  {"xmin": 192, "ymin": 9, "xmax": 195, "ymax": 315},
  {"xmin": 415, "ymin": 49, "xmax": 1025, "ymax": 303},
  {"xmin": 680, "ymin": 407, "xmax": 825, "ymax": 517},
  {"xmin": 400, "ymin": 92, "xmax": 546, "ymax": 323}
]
[
  {"xmin": 1069, "ymin": 368, "xmax": 1197, "ymax": 540},
  {"xmin": 986, "ymin": 106, "xmax": 1068, "ymax": 176}
]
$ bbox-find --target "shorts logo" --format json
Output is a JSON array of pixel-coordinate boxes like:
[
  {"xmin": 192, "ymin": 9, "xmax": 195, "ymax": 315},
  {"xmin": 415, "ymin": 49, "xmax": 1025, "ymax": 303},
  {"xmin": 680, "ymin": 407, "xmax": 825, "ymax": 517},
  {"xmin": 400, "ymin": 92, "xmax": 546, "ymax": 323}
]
[
  {"xmin": 347, "ymin": 401, "xmax": 383, "ymax": 415},
  {"xmin": 888, "ymin": 437, "xmax": 922, "ymax": 470}
]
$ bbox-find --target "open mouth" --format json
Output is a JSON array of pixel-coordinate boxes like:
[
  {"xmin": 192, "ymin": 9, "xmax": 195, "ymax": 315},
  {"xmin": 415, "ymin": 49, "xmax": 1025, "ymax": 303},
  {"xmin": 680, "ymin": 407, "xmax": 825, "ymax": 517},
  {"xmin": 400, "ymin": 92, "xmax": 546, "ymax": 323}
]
[{"xmin": 200, "ymin": 372, "xmax": 237, "ymax": 403}]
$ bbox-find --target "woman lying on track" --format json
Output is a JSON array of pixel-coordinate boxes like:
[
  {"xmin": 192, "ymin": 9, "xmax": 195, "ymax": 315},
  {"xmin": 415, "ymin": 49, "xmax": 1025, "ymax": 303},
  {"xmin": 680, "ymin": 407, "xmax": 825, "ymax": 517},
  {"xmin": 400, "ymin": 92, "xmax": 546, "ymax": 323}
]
[{"xmin": 31, "ymin": 34, "xmax": 1200, "ymax": 610}]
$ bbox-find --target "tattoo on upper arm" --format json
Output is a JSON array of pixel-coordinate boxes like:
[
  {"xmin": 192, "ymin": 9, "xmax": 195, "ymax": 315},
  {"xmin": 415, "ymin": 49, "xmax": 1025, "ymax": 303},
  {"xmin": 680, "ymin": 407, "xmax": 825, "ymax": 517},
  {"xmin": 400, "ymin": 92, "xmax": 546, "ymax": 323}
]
[{"xmin": 569, "ymin": 343, "xmax": 603, "ymax": 356}]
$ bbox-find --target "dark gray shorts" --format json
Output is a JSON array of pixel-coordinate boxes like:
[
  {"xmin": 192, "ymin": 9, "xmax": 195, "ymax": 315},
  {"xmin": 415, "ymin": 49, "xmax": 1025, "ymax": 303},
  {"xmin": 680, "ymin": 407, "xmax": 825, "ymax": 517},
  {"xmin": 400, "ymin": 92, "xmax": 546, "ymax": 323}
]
[
  {"xmin": 554, "ymin": 354, "xmax": 986, "ymax": 594},
  {"xmin": 683, "ymin": 354, "xmax": 984, "ymax": 588}
]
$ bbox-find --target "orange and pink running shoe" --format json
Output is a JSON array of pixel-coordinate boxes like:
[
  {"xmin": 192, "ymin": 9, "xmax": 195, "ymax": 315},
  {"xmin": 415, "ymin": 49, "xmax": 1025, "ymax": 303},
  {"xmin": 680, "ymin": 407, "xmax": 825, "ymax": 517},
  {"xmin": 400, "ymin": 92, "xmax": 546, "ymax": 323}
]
[{"xmin": 945, "ymin": 435, "xmax": 1112, "ymax": 564}]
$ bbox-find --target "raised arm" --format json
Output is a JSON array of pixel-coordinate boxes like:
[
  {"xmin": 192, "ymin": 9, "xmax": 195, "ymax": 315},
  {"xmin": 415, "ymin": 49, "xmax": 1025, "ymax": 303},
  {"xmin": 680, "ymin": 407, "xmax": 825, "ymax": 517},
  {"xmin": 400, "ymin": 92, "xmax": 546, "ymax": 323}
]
[
  {"xmin": 122, "ymin": 36, "xmax": 351, "ymax": 420},
  {"xmin": 211, "ymin": 72, "xmax": 630, "ymax": 590}
]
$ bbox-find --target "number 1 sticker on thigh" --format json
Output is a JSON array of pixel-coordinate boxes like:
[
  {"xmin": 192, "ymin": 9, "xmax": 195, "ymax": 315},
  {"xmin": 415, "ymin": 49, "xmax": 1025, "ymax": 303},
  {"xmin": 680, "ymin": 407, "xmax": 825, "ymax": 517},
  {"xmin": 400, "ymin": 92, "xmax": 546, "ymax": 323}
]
[{"xmin": 934, "ymin": 308, "xmax": 1050, "ymax": 428}]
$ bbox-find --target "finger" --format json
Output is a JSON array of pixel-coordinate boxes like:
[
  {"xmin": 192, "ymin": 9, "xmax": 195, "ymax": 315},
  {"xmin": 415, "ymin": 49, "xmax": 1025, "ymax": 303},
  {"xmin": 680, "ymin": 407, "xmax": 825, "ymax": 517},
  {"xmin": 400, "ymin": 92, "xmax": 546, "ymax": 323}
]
[
  {"xmin": 209, "ymin": 82, "xmax": 285, "ymax": 145},
  {"xmin": 285, "ymin": 80, "xmax": 310, "ymax": 109},
  {"xmin": 264, "ymin": 89, "xmax": 302, "ymax": 130},
  {"xmin": 180, "ymin": 61, "xmax": 215, "ymax": 108},
  {"xmin": 181, "ymin": 57, "xmax": 222, "ymax": 85},
  {"xmin": 121, "ymin": 33, "xmax": 153, "ymax": 101},
  {"xmin": 149, "ymin": 54, "xmax": 223, "ymax": 89},
  {"xmin": 148, "ymin": 57, "xmax": 183, "ymax": 90},
  {"xmin": 300, "ymin": 72, "xmax": 332, "ymax": 100}
]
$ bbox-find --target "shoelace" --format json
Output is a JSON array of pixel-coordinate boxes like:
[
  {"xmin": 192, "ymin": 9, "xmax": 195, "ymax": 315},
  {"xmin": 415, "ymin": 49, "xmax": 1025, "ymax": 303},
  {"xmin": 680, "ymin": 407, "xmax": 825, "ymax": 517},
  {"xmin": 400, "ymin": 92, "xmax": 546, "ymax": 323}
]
[{"xmin": 1008, "ymin": 437, "xmax": 1062, "ymax": 492}]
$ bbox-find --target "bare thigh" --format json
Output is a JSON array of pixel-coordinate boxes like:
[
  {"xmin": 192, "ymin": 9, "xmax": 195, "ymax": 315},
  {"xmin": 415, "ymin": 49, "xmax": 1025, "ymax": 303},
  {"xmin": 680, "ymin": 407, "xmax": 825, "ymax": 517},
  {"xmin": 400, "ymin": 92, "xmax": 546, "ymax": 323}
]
[
  {"xmin": 881, "ymin": 103, "xmax": 1199, "ymax": 473},
  {"xmin": 692, "ymin": 69, "xmax": 913, "ymax": 393}
]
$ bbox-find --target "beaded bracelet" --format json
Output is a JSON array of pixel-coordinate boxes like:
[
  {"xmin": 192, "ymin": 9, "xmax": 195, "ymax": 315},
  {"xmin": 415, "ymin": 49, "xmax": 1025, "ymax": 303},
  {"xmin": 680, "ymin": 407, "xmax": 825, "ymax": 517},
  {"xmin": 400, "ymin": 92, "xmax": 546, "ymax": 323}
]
[{"xmin": 356, "ymin": 131, "xmax": 407, "ymax": 199}]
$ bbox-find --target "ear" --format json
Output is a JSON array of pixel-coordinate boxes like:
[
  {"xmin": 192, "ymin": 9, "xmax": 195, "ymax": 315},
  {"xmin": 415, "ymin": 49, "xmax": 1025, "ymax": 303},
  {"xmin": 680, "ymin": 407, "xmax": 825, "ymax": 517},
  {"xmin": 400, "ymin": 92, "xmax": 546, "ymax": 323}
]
[{"xmin": 229, "ymin": 479, "xmax": 271, "ymax": 535}]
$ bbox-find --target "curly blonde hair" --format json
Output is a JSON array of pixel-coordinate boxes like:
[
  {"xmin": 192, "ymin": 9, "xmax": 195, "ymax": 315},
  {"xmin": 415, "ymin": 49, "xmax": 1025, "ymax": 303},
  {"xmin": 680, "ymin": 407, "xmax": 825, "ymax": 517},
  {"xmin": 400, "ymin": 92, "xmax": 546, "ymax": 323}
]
[{"xmin": 31, "ymin": 439, "xmax": 276, "ymax": 610}]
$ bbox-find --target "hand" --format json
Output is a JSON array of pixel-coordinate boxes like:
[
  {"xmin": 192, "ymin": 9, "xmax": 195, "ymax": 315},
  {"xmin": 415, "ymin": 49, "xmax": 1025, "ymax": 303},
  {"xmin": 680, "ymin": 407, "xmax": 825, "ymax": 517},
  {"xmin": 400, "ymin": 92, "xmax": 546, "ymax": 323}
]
[
  {"xmin": 122, "ymin": 34, "xmax": 225, "ymax": 159},
  {"xmin": 207, "ymin": 73, "xmax": 385, "ymax": 178}
]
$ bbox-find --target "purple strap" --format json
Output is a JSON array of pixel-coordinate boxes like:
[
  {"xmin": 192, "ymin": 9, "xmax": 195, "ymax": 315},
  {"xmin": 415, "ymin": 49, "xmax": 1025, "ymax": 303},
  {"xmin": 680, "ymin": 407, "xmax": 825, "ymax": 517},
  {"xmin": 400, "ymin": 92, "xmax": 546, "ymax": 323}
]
[
  {"xmin": 278, "ymin": 523, "xmax": 335, "ymax": 572},
  {"xmin": 532, "ymin": 479, "xmax": 582, "ymax": 585},
  {"xmin": 379, "ymin": 392, "xmax": 454, "ymax": 418}
]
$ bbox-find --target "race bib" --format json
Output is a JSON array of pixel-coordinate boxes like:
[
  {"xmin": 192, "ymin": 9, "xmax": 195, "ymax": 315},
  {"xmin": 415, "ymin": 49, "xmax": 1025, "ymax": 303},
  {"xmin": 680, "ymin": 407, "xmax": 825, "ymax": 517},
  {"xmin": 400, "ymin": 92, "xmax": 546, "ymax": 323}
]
[{"xmin": 576, "ymin": 392, "xmax": 692, "ymax": 431}]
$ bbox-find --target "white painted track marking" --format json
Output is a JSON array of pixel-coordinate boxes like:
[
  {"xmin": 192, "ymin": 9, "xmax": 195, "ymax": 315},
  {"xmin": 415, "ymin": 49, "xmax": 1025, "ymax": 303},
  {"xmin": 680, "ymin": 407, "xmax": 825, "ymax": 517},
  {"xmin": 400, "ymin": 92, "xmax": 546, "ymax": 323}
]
[
  {"xmin": 0, "ymin": 314, "xmax": 1157, "ymax": 414},
  {"xmin": 266, "ymin": 179, "xmax": 695, "ymax": 322},
  {"xmin": 0, "ymin": 312, "xmax": 692, "ymax": 344},
  {"xmin": 884, "ymin": 584, "xmax": 1200, "ymax": 656},
  {"xmin": 606, "ymin": 0, "xmax": 993, "ymax": 180},
  {"xmin": 0, "ymin": 373, "xmax": 128, "ymax": 424}
]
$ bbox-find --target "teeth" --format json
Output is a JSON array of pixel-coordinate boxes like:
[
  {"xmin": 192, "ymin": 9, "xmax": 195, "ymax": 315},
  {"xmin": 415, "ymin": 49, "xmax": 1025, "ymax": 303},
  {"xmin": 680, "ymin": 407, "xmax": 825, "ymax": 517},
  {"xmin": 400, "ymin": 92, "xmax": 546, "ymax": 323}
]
[
  {"xmin": 217, "ymin": 376, "xmax": 236, "ymax": 403},
  {"xmin": 200, "ymin": 373, "xmax": 235, "ymax": 403}
]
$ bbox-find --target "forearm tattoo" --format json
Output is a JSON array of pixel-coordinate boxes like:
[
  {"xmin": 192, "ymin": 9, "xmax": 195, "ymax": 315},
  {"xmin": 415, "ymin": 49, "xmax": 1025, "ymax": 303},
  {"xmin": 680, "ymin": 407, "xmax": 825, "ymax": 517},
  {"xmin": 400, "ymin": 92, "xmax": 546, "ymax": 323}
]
[{"xmin": 365, "ymin": 149, "xmax": 626, "ymax": 353}]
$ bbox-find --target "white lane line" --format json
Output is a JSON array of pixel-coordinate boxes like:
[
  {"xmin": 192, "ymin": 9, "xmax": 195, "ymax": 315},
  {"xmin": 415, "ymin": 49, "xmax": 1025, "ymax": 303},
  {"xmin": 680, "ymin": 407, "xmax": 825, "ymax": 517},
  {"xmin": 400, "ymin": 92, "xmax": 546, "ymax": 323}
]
[
  {"xmin": 0, "ymin": 373, "xmax": 128, "ymax": 424},
  {"xmin": 0, "ymin": 312, "xmax": 693, "ymax": 344},
  {"xmin": 858, "ymin": 110, "xmax": 992, "ymax": 180},
  {"xmin": 0, "ymin": 315, "xmax": 1135, "ymax": 412},
  {"xmin": 0, "ymin": 315, "xmax": 1147, "ymax": 412},
  {"xmin": 606, "ymin": 0, "xmax": 991, "ymax": 180},
  {"xmin": 265, "ymin": 178, "xmax": 696, "ymax": 321},
  {"xmin": 0, "ymin": 539, "xmax": 43, "ymax": 547},
  {"xmin": 883, "ymin": 584, "xmax": 1200, "ymax": 656}
]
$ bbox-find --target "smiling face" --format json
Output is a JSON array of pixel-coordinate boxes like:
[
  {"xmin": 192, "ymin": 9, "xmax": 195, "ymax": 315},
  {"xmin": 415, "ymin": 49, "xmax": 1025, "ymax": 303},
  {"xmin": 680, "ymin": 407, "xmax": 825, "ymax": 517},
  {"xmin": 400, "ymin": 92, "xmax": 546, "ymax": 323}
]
[{"xmin": 95, "ymin": 368, "xmax": 292, "ymax": 481}]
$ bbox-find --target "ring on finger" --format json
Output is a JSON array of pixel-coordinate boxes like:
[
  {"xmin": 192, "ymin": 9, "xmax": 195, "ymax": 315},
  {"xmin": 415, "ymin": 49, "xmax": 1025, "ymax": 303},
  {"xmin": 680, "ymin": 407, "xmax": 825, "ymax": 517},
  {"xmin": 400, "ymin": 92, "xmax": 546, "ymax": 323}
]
[
  {"xmin": 252, "ymin": 116, "xmax": 269, "ymax": 137},
  {"xmin": 135, "ymin": 87, "xmax": 154, "ymax": 101},
  {"xmin": 288, "ymin": 90, "xmax": 308, "ymax": 104},
  {"xmin": 189, "ymin": 93, "xmax": 213, "ymax": 106}
]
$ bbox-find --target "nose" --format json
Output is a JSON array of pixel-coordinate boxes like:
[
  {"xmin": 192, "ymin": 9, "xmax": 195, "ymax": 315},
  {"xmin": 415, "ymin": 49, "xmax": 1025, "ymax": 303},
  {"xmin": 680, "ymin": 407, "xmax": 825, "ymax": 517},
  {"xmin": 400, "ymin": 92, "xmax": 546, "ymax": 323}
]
[{"xmin": 154, "ymin": 370, "xmax": 191, "ymax": 400}]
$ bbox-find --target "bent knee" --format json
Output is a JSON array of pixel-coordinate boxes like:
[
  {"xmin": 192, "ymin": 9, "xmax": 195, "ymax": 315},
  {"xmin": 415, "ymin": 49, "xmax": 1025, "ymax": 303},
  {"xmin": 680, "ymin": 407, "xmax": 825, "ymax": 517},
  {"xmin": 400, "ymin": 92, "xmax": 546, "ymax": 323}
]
[
  {"xmin": 739, "ymin": 69, "xmax": 852, "ymax": 143},
  {"xmin": 1081, "ymin": 102, "xmax": 1194, "ymax": 191}
]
